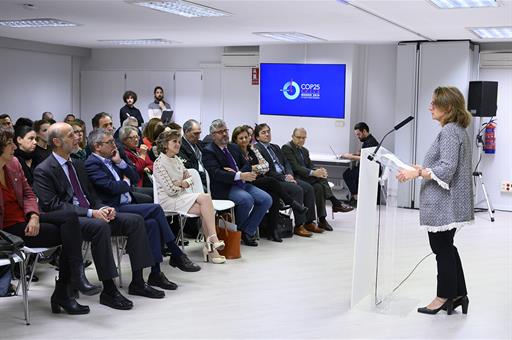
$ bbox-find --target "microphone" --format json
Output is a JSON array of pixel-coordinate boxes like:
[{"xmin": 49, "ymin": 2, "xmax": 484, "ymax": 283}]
[{"xmin": 368, "ymin": 116, "xmax": 414, "ymax": 161}]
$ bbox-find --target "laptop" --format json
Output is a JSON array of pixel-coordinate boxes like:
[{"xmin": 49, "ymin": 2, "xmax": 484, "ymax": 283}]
[
  {"xmin": 161, "ymin": 110, "xmax": 174, "ymax": 124},
  {"xmin": 329, "ymin": 145, "xmax": 341, "ymax": 159}
]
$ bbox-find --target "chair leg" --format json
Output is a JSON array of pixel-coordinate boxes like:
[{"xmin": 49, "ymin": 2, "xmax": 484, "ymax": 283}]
[
  {"xmin": 179, "ymin": 216, "xmax": 187, "ymax": 252},
  {"xmin": 19, "ymin": 254, "xmax": 30, "ymax": 325},
  {"xmin": 27, "ymin": 253, "xmax": 41, "ymax": 291},
  {"xmin": 115, "ymin": 237, "xmax": 123, "ymax": 288}
]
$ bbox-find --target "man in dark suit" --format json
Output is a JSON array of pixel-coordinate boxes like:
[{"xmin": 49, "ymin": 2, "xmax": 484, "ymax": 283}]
[
  {"xmin": 33, "ymin": 122, "xmax": 163, "ymax": 310},
  {"xmin": 85, "ymin": 128, "xmax": 200, "ymax": 284},
  {"xmin": 254, "ymin": 123, "xmax": 322, "ymax": 237},
  {"xmin": 282, "ymin": 128, "xmax": 354, "ymax": 231},
  {"xmin": 341, "ymin": 122, "xmax": 379, "ymax": 206},
  {"xmin": 178, "ymin": 119, "xmax": 207, "ymax": 191},
  {"xmin": 202, "ymin": 119, "xmax": 272, "ymax": 246},
  {"xmin": 89, "ymin": 112, "xmax": 153, "ymax": 203}
]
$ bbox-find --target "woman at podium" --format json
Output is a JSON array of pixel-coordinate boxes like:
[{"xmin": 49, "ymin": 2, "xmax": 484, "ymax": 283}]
[{"xmin": 397, "ymin": 86, "xmax": 473, "ymax": 315}]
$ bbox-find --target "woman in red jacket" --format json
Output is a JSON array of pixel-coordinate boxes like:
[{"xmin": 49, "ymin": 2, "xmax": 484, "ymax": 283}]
[
  {"xmin": 120, "ymin": 125, "xmax": 154, "ymax": 187},
  {"xmin": 0, "ymin": 127, "xmax": 97, "ymax": 315}
]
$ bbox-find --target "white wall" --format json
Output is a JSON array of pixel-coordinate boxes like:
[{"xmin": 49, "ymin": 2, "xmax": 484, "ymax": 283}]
[
  {"xmin": 0, "ymin": 47, "xmax": 73, "ymax": 122},
  {"xmin": 477, "ymin": 68, "xmax": 512, "ymax": 211}
]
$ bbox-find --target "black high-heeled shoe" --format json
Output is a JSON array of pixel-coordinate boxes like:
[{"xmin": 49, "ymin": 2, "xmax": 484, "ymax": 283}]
[
  {"xmin": 51, "ymin": 279, "xmax": 90, "ymax": 315},
  {"xmin": 417, "ymin": 299, "xmax": 454, "ymax": 315},
  {"xmin": 444, "ymin": 296, "xmax": 469, "ymax": 314}
]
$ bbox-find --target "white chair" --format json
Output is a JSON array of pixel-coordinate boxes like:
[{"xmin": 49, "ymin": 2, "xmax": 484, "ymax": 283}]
[
  {"xmin": 190, "ymin": 169, "xmax": 236, "ymax": 242},
  {"xmin": 0, "ymin": 252, "xmax": 29, "ymax": 325},
  {"xmin": 82, "ymin": 238, "xmax": 126, "ymax": 287},
  {"xmin": 22, "ymin": 246, "xmax": 59, "ymax": 290},
  {"xmin": 153, "ymin": 175, "xmax": 198, "ymax": 252}
]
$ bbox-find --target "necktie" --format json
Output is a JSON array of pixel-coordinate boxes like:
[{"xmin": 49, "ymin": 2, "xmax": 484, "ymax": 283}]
[
  {"xmin": 222, "ymin": 147, "xmax": 245, "ymax": 188},
  {"xmin": 66, "ymin": 161, "xmax": 90, "ymax": 209},
  {"xmin": 267, "ymin": 145, "xmax": 284, "ymax": 173},
  {"xmin": 298, "ymin": 148, "xmax": 306, "ymax": 166}
]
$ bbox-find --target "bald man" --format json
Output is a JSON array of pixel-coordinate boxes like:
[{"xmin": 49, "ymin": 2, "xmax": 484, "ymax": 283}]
[
  {"xmin": 33, "ymin": 123, "xmax": 164, "ymax": 311},
  {"xmin": 282, "ymin": 128, "xmax": 354, "ymax": 231}
]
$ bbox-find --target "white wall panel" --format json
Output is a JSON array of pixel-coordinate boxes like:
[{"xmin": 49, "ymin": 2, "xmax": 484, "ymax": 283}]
[
  {"xmin": 173, "ymin": 71, "xmax": 202, "ymax": 126},
  {"xmin": 80, "ymin": 71, "xmax": 125, "ymax": 131},
  {"xmin": 0, "ymin": 47, "xmax": 72, "ymax": 122}
]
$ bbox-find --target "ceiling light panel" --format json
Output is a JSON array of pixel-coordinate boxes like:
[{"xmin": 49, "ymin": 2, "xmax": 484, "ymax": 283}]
[
  {"xmin": 0, "ymin": 18, "xmax": 78, "ymax": 28},
  {"xmin": 253, "ymin": 32, "xmax": 326, "ymax": 43},
  {"xmin": 469, "ymin": 27, "xmax": 512, "ymax": 39},
  {"xmin": 133, "ymin": 1, "xmax": 231, "ymax": 18},
  {"xmin": 98, "ymin": 39, "xmax": 177, "ymax": 45},
  {"xmin": 429, "ymin": 0, "xmax": 499, "ymax": 9}
]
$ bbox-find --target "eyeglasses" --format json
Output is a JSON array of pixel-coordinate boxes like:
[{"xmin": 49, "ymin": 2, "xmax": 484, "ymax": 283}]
[
  {"xmin": 191, "ymin": 131, "xmax": 201, "ymax": 136},
  {"xmin": 126, "ymin": 135, "xmax": 139, "ymax": 140},
  {"xmin": 293, "ymin": 135, "xmax": 307, "ymax": 140},
  {"xmin": 213, "ymin": 129, "xmax": 229, "ymax": 135},
  {"xmin": 100, "ymin": 139, "xmax": 116, "ymax": 145},
  {"xmin": 260, "ymin": 129, "xmax": 271, "ymax": 135}
]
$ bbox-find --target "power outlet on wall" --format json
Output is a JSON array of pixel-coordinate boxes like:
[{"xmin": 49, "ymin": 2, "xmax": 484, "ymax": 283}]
[{"xmin": 500, "ymin": 181, "xmax": 512, "ymax": 193}]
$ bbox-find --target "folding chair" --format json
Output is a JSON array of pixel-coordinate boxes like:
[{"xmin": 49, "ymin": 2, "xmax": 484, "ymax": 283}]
[{"xmin": 0, "ymin": 252, "xmax": 29, "ymax": 325}]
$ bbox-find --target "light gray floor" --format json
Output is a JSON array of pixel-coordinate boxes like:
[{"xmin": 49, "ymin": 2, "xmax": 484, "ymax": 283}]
[{"xmin": 1, "ymin": 207, "xmax": 510, "ymax": 339}]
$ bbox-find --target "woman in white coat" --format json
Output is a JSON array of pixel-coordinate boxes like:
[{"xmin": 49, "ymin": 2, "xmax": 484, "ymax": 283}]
[{"xmin": 153, "ymin": 129, "xmax": 225, "ymax": 264}]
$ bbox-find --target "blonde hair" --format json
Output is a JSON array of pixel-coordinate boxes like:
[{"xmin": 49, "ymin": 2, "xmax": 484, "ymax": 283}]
[{"xmin": 432, "ymin": 86, "xmax": 472, "ymax": 128}]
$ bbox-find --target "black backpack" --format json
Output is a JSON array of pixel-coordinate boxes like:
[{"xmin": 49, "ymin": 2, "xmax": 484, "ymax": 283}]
[{"xmin": 0, "ymin": 230, "xmax": 25, "ymax": 297}]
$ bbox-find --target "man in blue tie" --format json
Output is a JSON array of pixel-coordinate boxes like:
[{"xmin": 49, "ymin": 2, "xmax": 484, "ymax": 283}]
[{"xmin": 203, "ymin": 119, "xmax": 272, "ymax": 246}]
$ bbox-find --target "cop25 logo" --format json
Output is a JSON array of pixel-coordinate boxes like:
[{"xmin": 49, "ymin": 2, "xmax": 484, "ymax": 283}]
[
  {"xmin": 282, "ymin": 81, "xmax": 300, "ymax": 100},
  {"xmin": 282, "ymin": 80, "xmax": 320, "ymax": 100}
]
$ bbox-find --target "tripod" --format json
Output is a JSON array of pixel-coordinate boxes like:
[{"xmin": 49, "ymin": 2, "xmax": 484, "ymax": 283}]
[{"xmin": 473, "ymin": 135, "xmax": 495, "ymax": 222}]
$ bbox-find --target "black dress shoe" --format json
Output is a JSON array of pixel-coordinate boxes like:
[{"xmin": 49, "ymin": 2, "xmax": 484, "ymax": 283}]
[
  {"xmin": 241, "ymin": 232, "xmax": 258, "ymax": 246},
  {"xmin": 148, "ymin": 272, "xmax": 178, "ymax": 290},
  {"xmin": 70, "ymin": 264, "xmax": 102, "ymax": 296},
  {"xmin": 318, "ymin": 219, "xmax": 333, "ymax": 231},
  {"xmin": 332, "ymin": 202, "xmax": 354, "ymax": 213},
  {"xmin": 100, "ymin": 290, "xmax": 133, "ymax": 310},
  {"xmin": 128, "ymin": 282, "xmax": 165, "ymax": 299},
  {"xmin": 169, "ymin": 254, "xmax": 201, "ymax": 272}
]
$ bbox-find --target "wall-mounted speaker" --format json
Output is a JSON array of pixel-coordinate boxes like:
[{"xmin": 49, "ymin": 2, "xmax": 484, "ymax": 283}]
[{"xmin": 468, "ymin": 81, "xmax": 498, "ymax": 117}]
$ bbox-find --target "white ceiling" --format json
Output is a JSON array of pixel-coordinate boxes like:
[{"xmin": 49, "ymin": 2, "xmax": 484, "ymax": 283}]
[{"xmin": 0, "ymin": 0, "xmax": 510, "ymax": 48}]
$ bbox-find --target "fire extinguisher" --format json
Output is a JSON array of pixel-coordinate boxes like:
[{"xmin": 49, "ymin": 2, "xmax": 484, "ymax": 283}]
[{"xmin": 483, "ymin": 121, "xmax": 496, "ymax": 154}]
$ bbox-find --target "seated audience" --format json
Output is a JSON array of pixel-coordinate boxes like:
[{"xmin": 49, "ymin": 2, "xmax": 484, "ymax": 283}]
[
  {"xmin": 154, "ymin": 129, "xmax": 226, "ymax": 263},
  {"xmin": 282, "ymin": 128, "xmax": 354, "ymax": 231},
  {"xmin": 120, "ymin": 125, "xmax": 153, "ymax": 188},
  {"xmin": 114, "ymin": 116, "xmax": 141, "ymax": 142},
  {"xmin": 254, "ymin": 123, "xmax": 321, "ymax": 237},
  {"xmin": 64, "ymin": 114, "xmax": 76, "ymax": 124},
  {"xmin": 1, "ymin": 127, "xmax": 97, "ymax": 315},
  {"xmin": 85, "ymin": 128, "xmax": 199, "ymax": 289},
  {"xmin": 203, "ymin": 119, "xmax": 272, "ymax": 247},
  {"xmin": 33, "ymin": 119, "xmax": 52, "ymax": 164},
  {"xmin": 341, "ymin": 122, "xmax": 379, "ymax": 206},
  {"xmin": 232, "ymin": 126, "xmax": 307, "ymax": 242},
  {"xmin": 0, "ymin": 114, "xmax": 12, "ymax": 128},
  {"xmin": 120, "ymin": 90, "xmax": 144, "ymax": 127},
  {"xmin": 33, "ymin": 122, "xmax": 162, "ymax": 310},
  {"xmin": 178, "ymin": 119, "xmax": 207, "ymax": 191},
  {"xmin": 90, "ymin": 112, "xmax": 153, "ymax": 203},
  {"xmin": 14, "ymin": 124, "xmax": 38, "ymax": 185},
  {"xmin": 69, "ymin": 119, "xmax": 88, "ymax": 161}
]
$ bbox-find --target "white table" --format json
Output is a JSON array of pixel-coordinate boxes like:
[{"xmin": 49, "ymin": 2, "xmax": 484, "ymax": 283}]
[{"xmin": 310, "ymin": 153, "xmax": 352, "ymax": 166}]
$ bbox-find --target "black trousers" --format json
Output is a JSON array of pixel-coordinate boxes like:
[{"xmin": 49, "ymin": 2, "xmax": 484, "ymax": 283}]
[
  {"xmin": 343, "ymin": 165, "xmax": 359, "ymax": 196},
  {"xmin": 428, "ymin": 229, "xmax": 467, "ymax": 299},
  {"xmin": 79, "ymin": 212, "xmax": 154, "ymax": 281},
  {"xmin": 6, "ymin": 210, "xmax": 84, "ymax": 282},
  {"xmin": 278, "ymin": 179, "xmax": 316, "ymax": 226},
  {"xmin": 303, "ymin": 177, "xmax": 334, "ymax": 218},
  {"xmin": 253, "ymin": 176, "xmax": 296, "ymax": 232}
]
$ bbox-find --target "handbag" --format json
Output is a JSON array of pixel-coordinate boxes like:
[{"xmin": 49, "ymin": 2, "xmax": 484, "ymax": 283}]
[
  {"xmin": 0, "ymin": 230, "xmax": 25, "ymax": 297},
  {"xmin": 0, "ymin": 230, "xmax": 24, "ymax": 258},
  {"xmin": 259, "ymin": 212, "xmax": 294, "ymax": 239},
  {"xmin": 215, "ymin": 213, "xmax": 241, "ymax": 260}
]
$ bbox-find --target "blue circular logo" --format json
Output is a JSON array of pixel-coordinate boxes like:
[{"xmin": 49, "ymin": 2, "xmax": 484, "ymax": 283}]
[{"xmin": 282, "ymin": 81, "xmax": 300, "ymax": 100}]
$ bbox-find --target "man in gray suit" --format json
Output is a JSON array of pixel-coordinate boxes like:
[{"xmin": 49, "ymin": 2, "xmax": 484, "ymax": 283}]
[{"xmin": 282, "ymin": 128, "xmax": 354, "ymax": 231}]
